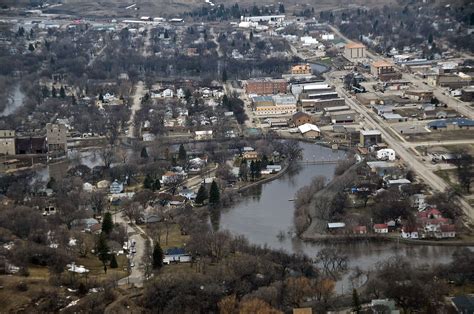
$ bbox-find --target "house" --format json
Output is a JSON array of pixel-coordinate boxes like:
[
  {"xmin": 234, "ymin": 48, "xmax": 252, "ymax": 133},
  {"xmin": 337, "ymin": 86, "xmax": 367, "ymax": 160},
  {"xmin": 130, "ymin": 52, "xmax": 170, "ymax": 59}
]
[
  {"xmin": 266, "ymin": 165, "xmax": 282, "ymax": 173},
  {"xmin": 376, "ymin": 148, "xmax": 396, "ymax": 161},
  {"xmin": 401, "ymin": 226, "xmax": 419, "ymax": 239},
  {"xmin": 298, "ymin": 123, "xmax": 320, "ymax": 139},
  {"xmin": 411, "ymin": 194, "xmax": 427, "ymax": 210},
  {"xmin": 385, "ymin": 178, "xmax": 411, "ymax": 188},
  {"xmin": 163, "ymin": 247, "xmax": 192, "ymax": 264},
  {"xmin": 353, "ymin": 226, "xmax": 367, "ymax": 234},
  {"xmin": 327, "ymin": 222, "xmax": 346, "ymax": 233},
  {"xmin": 71, "ymin": 218, "xmax": 99, "ymax": 232},
  {"xmin": 110, "ymin": 180, "xmax": 124, "ymax": 194},
  {"xmin": 427, "ymin": 118, "xmax": 474, "ymax": 131},
  {"xmin": 195, "ymin": 130, "xmax": 213, "ymax": 140},
  {"xmin": 179, "ymin": 188, "xmax": 196, "ymax": 200},
  {"xmin": 374, "ymin": 224, "xmax": 388, "ymax": 233},
  {"xmin": 242, "ymin": 151, "xmax": 259, "ymax": 161},
  {"xmin": 440, "ymin": 224, "xmax": 456, "ymax": 238},
  {"xmin": 292, "ymin": 112, "xmax": 312, "ymax": 127}
]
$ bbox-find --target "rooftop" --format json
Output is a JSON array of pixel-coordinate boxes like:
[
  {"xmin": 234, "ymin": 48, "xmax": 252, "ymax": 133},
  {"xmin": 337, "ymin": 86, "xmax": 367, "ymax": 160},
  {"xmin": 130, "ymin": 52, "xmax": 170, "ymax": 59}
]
[
  {"xmin": 361, "ymin": 129, "xmax": 382, "ymax": 136},
  {"xmin": 372, "ymin": 60, "xmax": 394, "ymax": 68},
  {"xmin": 345, "ymin": 42, "xmax": 366, "ymax": 49}
]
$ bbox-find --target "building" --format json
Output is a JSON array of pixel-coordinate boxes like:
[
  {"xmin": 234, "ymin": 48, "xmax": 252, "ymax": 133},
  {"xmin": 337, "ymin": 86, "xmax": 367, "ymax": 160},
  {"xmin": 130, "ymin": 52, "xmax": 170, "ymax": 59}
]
[
  {"xmin": 437, "ymin": 73, "xmax": 472, "ymax": 89},
  {"xmin": 195, "ymin": 130, "xmax": 213, "ymax": 140},
  {"xmin": 110, "ymin": 180, "xmax": 124, "ymax": 194},
  {"xmin": 292, "ymin": 112, "xmax": 312, "ymax": 127},
  {"xmin": 360, "ymin": 130, "xmax": 382, "ymax": 147},
  {"xmin": 0, "ymin": 130, "xmax": 15, "ymax": 156},
  {"xmin": 353, "ymin": 226, "xmax": 368, "ymax": 234},
  {"xmin": 461, "ymin": 86, "xmax": 474, "ymax": 102},
  {"xmin": 163, "ymin": 247, "xmax": 192, "ymax": 264},
  {"xmin": 252, "ymin": 95, "xmax": 297, "ymax": 116},
  {"xmin": 298, "ymin": 123, "xmax": 320, "ymax": 139},
  {"xmin": 376, "ymin": 148, "xmax": 396, "ymax": 161},
  {"xmin": 291, "ymin": 64, "xmax": 312, "ymax": 75},
  {"xmin": 15, "ymin": 137, "xmax": 47, "ymax": 155},
  {"xmin": 242, "ymin": 15, "xmax": 285, "ymax": 23},
  {"xmin": 403, "ymin": 90, "xmax": 433, "ymax": 102},
  {"xmin": 427, "ymin": 118, "xmax": 474, "ymax": 131},
  {"xmin": 245, "ymin": 78, "xmax": 287, "ymax": 95},
  {"xmin": 344, "ymin": 42, "xmax": 366, "ymax": 62},
  {"xmin": 46, "ymin": 123, "xmax": 67, "ymax": 153},
  {"xmin": 374, "ymin": 223, "xmax": 389, "ymax": 233},
  {"xmin": 330, "ymin": 111, "xmax": 356, "ymax": 124},
  {"xmin": 370, "ymin": 60, "xmax": 402, "ymax": 81},
  {"xmin": 242, "ymin": 151, "xmax": 259, "ymax": 161}
]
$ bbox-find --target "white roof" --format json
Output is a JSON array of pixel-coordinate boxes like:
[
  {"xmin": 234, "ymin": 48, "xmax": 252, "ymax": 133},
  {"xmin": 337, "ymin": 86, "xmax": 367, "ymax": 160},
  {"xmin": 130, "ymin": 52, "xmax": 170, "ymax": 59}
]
[
  {"xmin": 387, "ymin": 179, "xmax": 411, "ymax": 185},
  {"xmin": 328, "ymin": 222, "xmax": 346, "ymax": 228},
  {"xmin": 298, "ymin": 123, "xmax": 320, "ymax": 134},
  {"xmin": 303, "ymin": 84, "xmax": 331, "ymax": 91},
  {"xmin": 361, "ymin": 129, "xmax": 381, "ymax": 135}
]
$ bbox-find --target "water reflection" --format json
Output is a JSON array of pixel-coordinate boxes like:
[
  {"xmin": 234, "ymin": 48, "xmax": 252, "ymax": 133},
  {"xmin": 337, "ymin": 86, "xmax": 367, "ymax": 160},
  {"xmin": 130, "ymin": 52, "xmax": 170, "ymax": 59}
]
[{"xmin": 219, "ymin": 143, "xmax": 470, "ymax": 292}]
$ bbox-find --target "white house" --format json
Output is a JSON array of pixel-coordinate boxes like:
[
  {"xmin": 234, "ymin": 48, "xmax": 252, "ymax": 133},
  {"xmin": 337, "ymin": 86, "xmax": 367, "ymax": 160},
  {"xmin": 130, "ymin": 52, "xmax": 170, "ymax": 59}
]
[
  {"xmin": 195, "ymin": 130, "xmax": 213, "ymax": 140},
  {"xmin": 401, "ymin": 226, "xmax": 419, "ymax": 239},
  {"xmin": 376, "ymin": 148, "xmax": 396, "ymax": 161},
  {"xmin": 374, "ymin": 224, "xmax": 388, "ymax": 233},
  {"xmin": 110, "ymin": 180, "xmax": 124, "ymax": 194},
  {"xmin": 163, "ymin": 247, "xmax": 192, "ymax": 264}
]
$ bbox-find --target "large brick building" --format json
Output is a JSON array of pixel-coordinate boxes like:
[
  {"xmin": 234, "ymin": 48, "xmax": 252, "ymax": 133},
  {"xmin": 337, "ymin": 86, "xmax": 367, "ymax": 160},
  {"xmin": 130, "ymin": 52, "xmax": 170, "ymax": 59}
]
[{"xmin": 245, "ymin": 78, "xmax": 287, "ymax": 95}]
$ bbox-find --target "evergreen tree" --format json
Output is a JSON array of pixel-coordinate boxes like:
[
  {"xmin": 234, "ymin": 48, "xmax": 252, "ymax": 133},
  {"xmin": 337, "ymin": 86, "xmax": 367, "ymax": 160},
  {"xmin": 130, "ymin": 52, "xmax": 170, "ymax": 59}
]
[
  {"xmin": 144, "ymin": 174, "xmax": 153, "ymax": 189},
  {"xmin": 428, "ymin": 33, "xmax": 434, "ymax": 44},
  {"xmin": 51, "ymin": 86, "xmax": 57, "ymax": 98},
  {"xmin": 109, "ymin": 254, "xmax": 118, "ymax": 268},
  {"xmin": 17, "ymin": 26, "xmax": 25, "ymax": 37},
  {"xmin": 102, "ymin": 212, "xmax": 114, "ymax": 234},
  {"xmin": 222, "ymin": 69, "xmax": 227, "ymax": 82},
  {"xmin": 28, "ymin": 43, "xmax": 35, "ymax": 52},
  {"xmin": 209, "ymin": 181, "xmax": 220, "ymax": 205},
  {"xmin": 41, "ymin": 86, "xmax": 50, "ymax": 98},
  {"xmin": 249, "ymin": 31, "xmax": 253, "ymax": 41},
  {"xmin": 152, "ymin": 242, "xmax": 164, "ymax": 269},
  {"xmin": 59, "ymin": 86, "xmax": 66, "ymax": 98},
  {"xmin": 153, "ymin": 179, "xmax": 161, "ymax": 191},
  {"xmin": 195, "ymin": 184, "xmax": 208, "ymax": 205},
  {"xmin": 278, "ymin": 3, "xmax": 285, "ymax": 13},
  {"xmin": 141, "ymin": 147, "xmax": 148, "ymax": 159},
  {"xmin": 97, "ymin": 233, "xmax": 110, "ymax": 273},
  {"xmin": 178, "ymin": 144, "xmax": 187, "ymax": 162},
  {"xmin": 98, "ymin": 92, "xmax": 104, "ymax": 102},
  {"xmin": 352, "ymin": 289, "xmax": 361, "ymax": 313}
]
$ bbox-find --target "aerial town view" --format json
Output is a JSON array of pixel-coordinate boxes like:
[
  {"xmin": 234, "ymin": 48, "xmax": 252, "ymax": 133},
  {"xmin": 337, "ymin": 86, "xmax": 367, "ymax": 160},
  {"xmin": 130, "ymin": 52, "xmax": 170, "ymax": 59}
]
[{"xmin": 0, "ymin": 0, "xmax": 473, "ymax": 312}]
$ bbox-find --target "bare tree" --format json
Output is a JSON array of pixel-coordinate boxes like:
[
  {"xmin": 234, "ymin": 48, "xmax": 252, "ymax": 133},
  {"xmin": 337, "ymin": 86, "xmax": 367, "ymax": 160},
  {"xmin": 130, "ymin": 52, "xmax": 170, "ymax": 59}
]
[{"xmin": 99, "ymin": 146, "xmax": 115, "ymax": 169}]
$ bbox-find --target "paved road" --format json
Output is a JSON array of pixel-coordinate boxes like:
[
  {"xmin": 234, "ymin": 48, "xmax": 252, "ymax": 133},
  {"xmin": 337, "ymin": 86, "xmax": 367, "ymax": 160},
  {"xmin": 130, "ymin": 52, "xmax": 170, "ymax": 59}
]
[
  {"xmin": 114, "ymin": 212, "xmax": 152, "ymax": 288},
  {"xmin": 326, "ymin": 74, "xmax": 474, "ymax": 219},
  {"xmin": 404, "ymin": 139, "xmax": 474, "ymax": 148},
  {"xmin": 127, "ymin": 81, "xmax": 145, "ymax": 138}
]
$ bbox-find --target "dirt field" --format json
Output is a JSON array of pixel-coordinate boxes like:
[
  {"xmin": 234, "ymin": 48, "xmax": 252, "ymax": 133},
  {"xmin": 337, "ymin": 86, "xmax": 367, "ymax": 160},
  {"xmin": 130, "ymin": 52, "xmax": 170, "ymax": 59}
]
[
  {"xmin": 406, "ymin": 130, "xmax": 474, "ymax": 142},
  {"xmin": 38, "ymin": 0, "xmax": 400, "ymax": 18}
]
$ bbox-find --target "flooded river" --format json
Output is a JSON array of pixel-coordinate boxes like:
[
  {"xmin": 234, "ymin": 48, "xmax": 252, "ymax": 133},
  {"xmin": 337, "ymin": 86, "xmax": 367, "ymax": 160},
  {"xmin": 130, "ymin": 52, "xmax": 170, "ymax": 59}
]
[{"xmin": 219, "ymin": 143, "xmax": 469, "ymax": 293}]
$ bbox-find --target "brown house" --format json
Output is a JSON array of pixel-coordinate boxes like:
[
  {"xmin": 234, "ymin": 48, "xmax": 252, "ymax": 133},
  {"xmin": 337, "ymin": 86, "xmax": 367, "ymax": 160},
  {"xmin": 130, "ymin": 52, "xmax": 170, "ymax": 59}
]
[{"xmin": 292, "ymin": 112, "xmax": 312, "ymax": 127}]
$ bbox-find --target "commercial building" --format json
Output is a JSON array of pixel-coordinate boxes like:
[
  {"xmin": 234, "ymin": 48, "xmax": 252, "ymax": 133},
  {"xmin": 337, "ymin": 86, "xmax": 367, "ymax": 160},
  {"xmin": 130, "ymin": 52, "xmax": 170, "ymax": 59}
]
[
  {"xmin": 46, "ymin": 123, "xmax": 67, "ymax": 153},
  {"xmin": 298, "ymin": 123, "xmax": 320, "ymax": 139},
  {"xmin": 403, "ymin": 90, "xmax": 433, "ymax": 102},
  {"xmin": 292, "ymin": 112, "xmax": 312, "ymax": 127},
  {"xmin": 461, "ymin": 86, "xmax": 474, "ymax": 102},
  {"xmin": 344, "ymin": 42, "xmax": 366, "ymax": 62},
  {"xmin": 330, "ymin": 111, "xmax": 356, "ymax": 124},
  {"xmin": 436, "ymin": 73, "xmax": 473, "ymax": 89},
  {"xmin": 360, "ymin": 130, "xmax": 382, "ymax": 147},
  {"xmin": 15, "ymin": 137, "xmax": 47, "ymax": 155},
  {"xmin": 252, "ymin": 95, "xmax": 297, "ymax": 116},
  {"xmin": 427, "ymin": 118, "xmax": 474, "ymax": 131},
  {"xmin": 0, "ymin": 130, "xmax": 16, "ymax": 156},
  {"xmin": 245, "ymin": 78, "xmax": 287, "ymax": 95},
  {"xmin": 370, "ymin": 60, "xmax": 402, "ymax": 81}
]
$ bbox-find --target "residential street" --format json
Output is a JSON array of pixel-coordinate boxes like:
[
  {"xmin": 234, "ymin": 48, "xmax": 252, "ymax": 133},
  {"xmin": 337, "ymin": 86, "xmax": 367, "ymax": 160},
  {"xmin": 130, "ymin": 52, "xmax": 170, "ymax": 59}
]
[{"xmin": 127, "ymin": 81, "xmax": 145, "ymax": 138}]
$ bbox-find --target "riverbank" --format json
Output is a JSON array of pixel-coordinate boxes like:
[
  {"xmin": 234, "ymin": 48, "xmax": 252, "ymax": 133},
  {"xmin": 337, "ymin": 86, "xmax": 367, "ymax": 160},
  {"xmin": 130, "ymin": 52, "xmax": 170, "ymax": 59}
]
[
  {"xmin": 237, "ymin": 161, "xmax": 291, "ymax": 193},
  {"xmin": 300, "ymin": 232, "xmax": 474, "ymax": 247}
]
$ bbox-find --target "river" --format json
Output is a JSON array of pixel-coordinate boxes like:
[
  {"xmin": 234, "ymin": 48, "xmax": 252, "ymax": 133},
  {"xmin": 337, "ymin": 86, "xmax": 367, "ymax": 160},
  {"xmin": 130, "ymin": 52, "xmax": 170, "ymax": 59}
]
[{"xmin": 219, "ymin": 142, "xmax": 468, "ymax": 294}]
